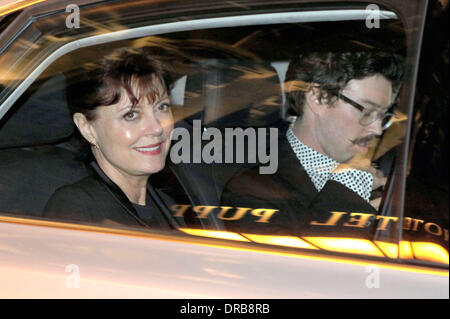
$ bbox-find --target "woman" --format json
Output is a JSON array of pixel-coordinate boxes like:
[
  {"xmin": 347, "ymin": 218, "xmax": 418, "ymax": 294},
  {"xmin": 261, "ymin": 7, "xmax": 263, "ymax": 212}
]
[{"xmin": 44, "ymin": 48, "xmax": 179, "ymax": 229}]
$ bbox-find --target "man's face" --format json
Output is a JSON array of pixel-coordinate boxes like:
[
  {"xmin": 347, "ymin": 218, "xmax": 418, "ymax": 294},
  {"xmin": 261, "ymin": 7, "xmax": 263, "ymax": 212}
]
[{"xmin": 316, "ymin": 74, "xmax": 393, "ymax": 163}]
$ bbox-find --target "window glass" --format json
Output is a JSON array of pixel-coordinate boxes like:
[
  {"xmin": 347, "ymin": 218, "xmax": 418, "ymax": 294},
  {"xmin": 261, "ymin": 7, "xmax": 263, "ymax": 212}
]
[
  {"xmin": 2, "ymin": 2, "xmax": 445, "ymax": 266},
  {"xmin": 402, "ymin": 0, "xmax": 449, "ymax": 266}
]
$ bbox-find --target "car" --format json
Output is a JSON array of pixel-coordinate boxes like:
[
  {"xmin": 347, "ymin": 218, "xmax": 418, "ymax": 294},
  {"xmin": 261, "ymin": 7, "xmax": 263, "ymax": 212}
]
[{"xmin": 0, "ymin": 0, "xmax": 448, "ymax": 299}]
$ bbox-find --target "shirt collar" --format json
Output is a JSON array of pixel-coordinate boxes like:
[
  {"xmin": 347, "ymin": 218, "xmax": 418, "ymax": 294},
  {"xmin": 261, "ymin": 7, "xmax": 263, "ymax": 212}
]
[{"xmin": 286, "ymin": 127, "xmax": 338, "ymax": 173}]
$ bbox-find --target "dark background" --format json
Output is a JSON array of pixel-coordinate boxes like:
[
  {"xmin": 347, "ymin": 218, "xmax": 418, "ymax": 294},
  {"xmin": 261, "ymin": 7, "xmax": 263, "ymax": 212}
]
[{"xmin": 405, "ymin": 0, "xmax": 449, "ymax": 233}]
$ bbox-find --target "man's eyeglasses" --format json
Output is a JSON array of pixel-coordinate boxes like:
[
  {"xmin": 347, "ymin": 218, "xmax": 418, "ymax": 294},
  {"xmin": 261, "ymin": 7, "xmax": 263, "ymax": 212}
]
[{"xmin": 338, "ymin": 93, "xmax": 396, "ymax": 130}]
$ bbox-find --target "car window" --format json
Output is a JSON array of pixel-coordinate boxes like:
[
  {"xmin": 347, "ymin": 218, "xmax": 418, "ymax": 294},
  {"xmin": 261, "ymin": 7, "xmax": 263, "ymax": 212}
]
[
  {"xmin": 401, "ymin": 0, "xmax": 449, "ymax": 266},
  {"xmin": 0, "ymin": 0, "xmax": 447, "ymax": 267}
]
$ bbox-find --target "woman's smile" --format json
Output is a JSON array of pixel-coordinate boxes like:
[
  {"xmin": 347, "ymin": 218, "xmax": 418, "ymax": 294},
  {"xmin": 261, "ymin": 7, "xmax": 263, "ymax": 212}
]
[{"xmin": 134, "ymin": 142, "xmax": 163, "ymax": 155}]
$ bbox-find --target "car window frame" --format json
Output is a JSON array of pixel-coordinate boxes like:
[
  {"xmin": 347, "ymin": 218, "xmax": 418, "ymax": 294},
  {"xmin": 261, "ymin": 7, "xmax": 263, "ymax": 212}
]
[{"xmin": 1, "ymin": 0, "xmax": 446, "ymax": 269}]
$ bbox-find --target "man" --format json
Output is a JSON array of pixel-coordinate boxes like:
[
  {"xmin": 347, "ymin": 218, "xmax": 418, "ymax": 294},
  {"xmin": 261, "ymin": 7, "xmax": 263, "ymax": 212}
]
[{"xmin": 220, "ymin": 50, "xmax": 403, "ymax": 237}]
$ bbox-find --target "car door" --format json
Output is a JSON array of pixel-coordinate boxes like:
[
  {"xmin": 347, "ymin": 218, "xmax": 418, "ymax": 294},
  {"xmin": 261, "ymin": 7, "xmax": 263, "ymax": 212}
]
[{"xmin": 0, "ymin": 0, "xmax": 447, "ymax": 298}]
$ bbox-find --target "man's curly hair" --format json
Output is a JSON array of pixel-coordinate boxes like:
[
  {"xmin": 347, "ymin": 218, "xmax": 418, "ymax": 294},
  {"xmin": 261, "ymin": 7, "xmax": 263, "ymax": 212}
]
[{"xmin": 285, "ymin": 50, "xmax": 404, "ymax": 117}]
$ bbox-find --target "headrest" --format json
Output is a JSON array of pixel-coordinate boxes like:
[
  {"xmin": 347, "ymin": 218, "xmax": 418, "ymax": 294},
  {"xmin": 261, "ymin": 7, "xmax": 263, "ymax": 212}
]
[
  {"xmin": 0, "ymin": 74, "xmax": 74, "ymax": 149},
  {"xmin": 184, "ymin": 59, "xmax": 283, "ymax": 128}
]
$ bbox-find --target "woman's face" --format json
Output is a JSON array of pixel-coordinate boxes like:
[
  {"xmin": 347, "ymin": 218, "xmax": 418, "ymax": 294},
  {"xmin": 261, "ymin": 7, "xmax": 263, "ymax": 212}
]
[{"xmin": 79, "ymin": 75, "xmax": 174, "ymax": 179}]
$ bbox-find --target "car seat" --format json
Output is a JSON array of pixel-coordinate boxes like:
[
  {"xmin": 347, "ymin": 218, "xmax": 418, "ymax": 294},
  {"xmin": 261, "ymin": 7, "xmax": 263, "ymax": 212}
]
[
  {"xmin": 169, "ymin": 59, "xmax": 286, "ymax": 222},
  {"xmin": 0, "ymin": 74, "xmax": 90, "ymax": 216}
]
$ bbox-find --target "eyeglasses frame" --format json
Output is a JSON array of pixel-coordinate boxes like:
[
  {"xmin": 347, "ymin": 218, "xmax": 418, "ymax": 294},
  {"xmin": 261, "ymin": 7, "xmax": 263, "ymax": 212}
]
[{"xmin": 338, "ymin": 93, "xmax": 396, "ymax": 130}]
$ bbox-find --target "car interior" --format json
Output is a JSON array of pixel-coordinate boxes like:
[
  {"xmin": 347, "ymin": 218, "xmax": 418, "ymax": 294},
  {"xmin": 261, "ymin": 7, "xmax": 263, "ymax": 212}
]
[
  {"xmin": 0, "ymin": 48, "xmax": 287, "ymax": 230},
  {"xmin": 0, "ymin": 18, "xmax": 407, "ymax": 233}
]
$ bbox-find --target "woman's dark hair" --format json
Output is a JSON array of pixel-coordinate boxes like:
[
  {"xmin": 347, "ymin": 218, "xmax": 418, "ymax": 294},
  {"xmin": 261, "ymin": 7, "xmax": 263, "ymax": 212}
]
[
  {"xmin": 67, "ymin": 47, "xmax": 172, "ymax": 119},
  {"xmin": 286, "ymin": 50, "xmax": 404, "ymax": 117}
]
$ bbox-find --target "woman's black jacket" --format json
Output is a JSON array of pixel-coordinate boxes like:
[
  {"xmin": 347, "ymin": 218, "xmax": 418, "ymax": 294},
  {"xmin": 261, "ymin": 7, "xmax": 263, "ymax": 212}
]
[{"xmin": 43, "ymin": 162, "xmax": 181, "ymax": 229}]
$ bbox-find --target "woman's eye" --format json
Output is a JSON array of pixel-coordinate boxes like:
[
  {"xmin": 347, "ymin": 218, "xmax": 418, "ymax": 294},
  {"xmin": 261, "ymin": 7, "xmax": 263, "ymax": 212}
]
[
  {"xmin": 123, "ymin": 110, "xmax": 139, "ymax": 120},
  {"xmin": 157, "ymin": 103, "xmax": 170, "ymax": 112}
]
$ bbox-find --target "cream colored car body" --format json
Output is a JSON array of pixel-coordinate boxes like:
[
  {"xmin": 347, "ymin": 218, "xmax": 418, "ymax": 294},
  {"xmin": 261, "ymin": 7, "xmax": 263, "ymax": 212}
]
[{"xmin": 0, "ymin": 0, "xmax": 448, "ymax": 298}]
